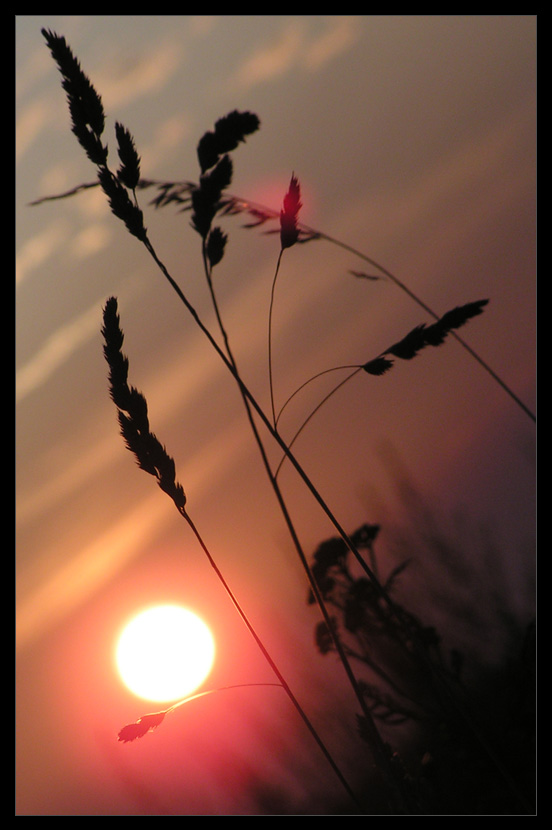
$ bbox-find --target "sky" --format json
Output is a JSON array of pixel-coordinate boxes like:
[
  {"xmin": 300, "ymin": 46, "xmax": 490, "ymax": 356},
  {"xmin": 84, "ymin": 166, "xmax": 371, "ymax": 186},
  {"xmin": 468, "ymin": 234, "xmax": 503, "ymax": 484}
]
[{"xmin": 16, "ymin": 15, "xmax": 536, "ymax": 816}]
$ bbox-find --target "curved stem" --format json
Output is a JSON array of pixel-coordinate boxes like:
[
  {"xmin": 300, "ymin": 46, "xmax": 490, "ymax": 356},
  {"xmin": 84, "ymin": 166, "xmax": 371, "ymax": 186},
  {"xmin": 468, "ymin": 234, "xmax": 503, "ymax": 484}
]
[
  {"xmin": 268, "ymin": 249, "xmax": 284, "ymax": 427},
  {"xmin": 275, "ymin": 365, "xmax": 360, "ymax": 430},
  {"xmin": 274, "ymin": 366, "xmax": 362, "ymax": 476},
  {"xmin": 306, "ymin": 228, "xmax": 536, "ymax": 424},
  {"xmin": 180, "ymin": 508, "xmax": 365, "ymax": 811},
  {"xmin": 140, "ymin": 229, "xmax": 406, "ymax": 630},
  {"xmin": 223, "ymin": 190, "xmax": 536, "ymax": 425},
  {"xmin": 31, "ymin": 179, "xmax": 535, "ymax": 422},
  {"xmin": 201, "ymin": 242, "xmax": 406, "ymax": 811},
  {"xmin": 165, "ymin": 683, "xmax": 284, "ymax": 714}
]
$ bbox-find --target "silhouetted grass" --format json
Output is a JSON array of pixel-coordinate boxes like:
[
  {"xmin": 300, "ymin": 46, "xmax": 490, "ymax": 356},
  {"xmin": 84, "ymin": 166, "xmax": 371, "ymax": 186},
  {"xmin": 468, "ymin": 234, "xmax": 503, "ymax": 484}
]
[
  {"xmin": 33, "ymin": 27, "xmax": 535, "ymax": 815},
  {"xmin": 304, "ymin": 514, "xmax": 535, "ymax": 814},
  {"xmin": 102, "ymin": 294, "xmax": 363, "ymax": 809}
]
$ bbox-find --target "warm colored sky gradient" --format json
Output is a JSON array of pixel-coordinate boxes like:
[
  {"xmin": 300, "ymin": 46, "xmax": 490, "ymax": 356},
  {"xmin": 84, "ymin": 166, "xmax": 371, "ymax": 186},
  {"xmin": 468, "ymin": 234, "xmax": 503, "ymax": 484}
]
[{"xmin": 16, "ymin": 15, "xmax": 536, "ymax": 815}]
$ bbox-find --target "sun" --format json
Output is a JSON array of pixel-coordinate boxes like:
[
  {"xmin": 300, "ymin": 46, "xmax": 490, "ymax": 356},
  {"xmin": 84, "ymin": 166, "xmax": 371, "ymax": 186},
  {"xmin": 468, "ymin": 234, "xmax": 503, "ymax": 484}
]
[{"xmin": 115, "ymin": 605, "xmax": 216, "ymax": 703}]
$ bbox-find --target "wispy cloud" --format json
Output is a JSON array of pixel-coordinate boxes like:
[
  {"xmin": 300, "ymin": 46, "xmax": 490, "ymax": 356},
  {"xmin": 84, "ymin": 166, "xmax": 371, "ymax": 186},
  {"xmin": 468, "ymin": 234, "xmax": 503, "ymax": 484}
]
[
  {"xmin": 138, "ymin": 114, "xmax": 193, "ymax": 174},
  {"xmin": 327, "ymin": 92, "xmax": 535, "ymax": 267},
  {"xmin": 16, "ymin": 98, "xmax": 51, "ymax": 162},
  {"xmin": 228, "ymin": 17, "xmax": 361, "ymax": 92},
  {"xmin": 16, "ymin": 220, "xmax": 71, "ymax": 287},
  {"xmin": 69, "ymin": 222, "xmax": 112, "ymax": 261},
  {"xmin": 302, "ymin": 16, "xmax": 361, "ymax": 72},
  {"xmin": 16, "ymin": 299, "xmax": 104, "ymax": 404},
  {"xmin": 232, "ymin": 21, "xmax": 305, "ymax": 91},
  {"xmin": 93, "ymin": 37, "xmax": 182, "ymax": 111}
]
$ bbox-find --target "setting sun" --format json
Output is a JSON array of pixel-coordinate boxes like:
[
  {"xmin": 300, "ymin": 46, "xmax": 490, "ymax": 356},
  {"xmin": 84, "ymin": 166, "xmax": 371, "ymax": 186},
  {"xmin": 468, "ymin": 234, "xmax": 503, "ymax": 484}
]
[{"xmin": 115, "ymin": 605, "xmax": 216, "ymax": 703}]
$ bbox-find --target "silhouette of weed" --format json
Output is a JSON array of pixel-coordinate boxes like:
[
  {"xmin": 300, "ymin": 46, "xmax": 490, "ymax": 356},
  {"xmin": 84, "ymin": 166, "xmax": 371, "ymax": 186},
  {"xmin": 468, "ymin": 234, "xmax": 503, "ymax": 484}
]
[{"xmin": 34, "ymin": 28, "xmax": 535, "ymax": 815}]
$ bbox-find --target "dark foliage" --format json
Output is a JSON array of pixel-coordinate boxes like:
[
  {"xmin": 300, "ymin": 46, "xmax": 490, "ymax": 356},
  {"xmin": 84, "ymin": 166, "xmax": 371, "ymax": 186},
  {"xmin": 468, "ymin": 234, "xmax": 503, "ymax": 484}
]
[
  {"xmin": 42, "ymin": 28, "xmax": 107, "ymax": 166},
  {"xmin": 191, "ymin": 155, "xmax": 233, "ymax": 238},
  {"xmin": 362, "ymin": 357, "xmax": 394, "ymax": 376},
  {"xmin": 115, "ymin": 122, "xmax": 141, "ymax": 191},
  {"xmin": 307, "ymin": 523, "xmax": 536, "ymax": 814},
  {"xmin": 98, "ymin": 167, "xmax": 146, "ymax": 240},
  {"xmin": 197, "ymin": 110, "xmax": 260, "ymax": 173},
  {"xmin": 102, "ymin": 298, "xmax": 186, "ymax": 512},
  {"xmin": 382, "ymin": 300, "xmax": 489, "ymax": 361},
  {"xmin": 206, "ymin": 226, "xmax": 228, "ymax": 267},
  {"xmin": 191, "ymin": 111, "xmax": 260, "ymax": 241}
]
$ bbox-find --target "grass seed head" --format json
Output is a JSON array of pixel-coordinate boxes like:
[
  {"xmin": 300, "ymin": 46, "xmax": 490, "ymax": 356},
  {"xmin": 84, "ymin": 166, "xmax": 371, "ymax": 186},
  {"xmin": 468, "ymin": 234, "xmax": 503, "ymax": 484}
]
[
  {"xmin": 280, "ymin": 174, "xmax": 302, "ymax": 250},
  {"xmin": 118, "ymin": 711, "xmax": 166, "ymax": 743}
]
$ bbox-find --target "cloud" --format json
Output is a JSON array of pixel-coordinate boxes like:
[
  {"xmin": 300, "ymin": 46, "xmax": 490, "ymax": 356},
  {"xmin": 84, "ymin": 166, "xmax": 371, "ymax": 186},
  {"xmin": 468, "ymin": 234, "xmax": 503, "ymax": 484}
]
[
  {"xmin": 228, "ymin": 17, "xmax": 362, "ymax": 92},
  {"xmin": 93, "ymin": 37, "xmax": 182, "ymax": 111},
  {"xmin": 231, "ymin": 21, "xmax": 305, "ymax": 91},
  {"xmin": 16, "ymin": 297, "xmax": 105, "ymax": 403},
  {"xmin": 139, "ymin": 114, "xmax": 193, "ymax": 174},
  {"xmin": 16, "ymin": 220, "xmax": 71, "ymax": 286},
  {"xmin": 69, "ymin": 222, "xmax": 112, "ymax": 260},
  {"xmin": 302, "ymin": 17, "xmax": 361, "ymax": 72},
  {"xmin": 16, "ymin": 98, "xmax": 51, "ymax": 162}
]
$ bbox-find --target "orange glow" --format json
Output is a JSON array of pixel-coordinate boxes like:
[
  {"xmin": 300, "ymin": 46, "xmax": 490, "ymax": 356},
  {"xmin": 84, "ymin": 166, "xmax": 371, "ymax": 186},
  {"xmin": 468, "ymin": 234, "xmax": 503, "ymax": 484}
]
[{"xmin": 115, "ymin": 604, "xmax": 216, "ymax": 703}]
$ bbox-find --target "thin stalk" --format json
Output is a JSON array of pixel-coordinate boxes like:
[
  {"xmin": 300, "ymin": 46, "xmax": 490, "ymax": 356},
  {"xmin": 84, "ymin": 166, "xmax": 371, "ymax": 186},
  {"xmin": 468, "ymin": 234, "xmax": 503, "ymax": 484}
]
[
  {"xmin": 275, "ymin": 365, "xmax": 360, "ymax": 430},
  {"xmin": 140, "ymin": 227, "xmax": 426, "ymax": 665},
  {"xmin": 180, "ymin": 508, "xmax": 365, "ymax": 811},
  {"xmin": 201, "ymin": 241, "xmax": 409, "ymax": 812},
  {"xmin": 143, "ymin": 230, "xmax": 530, "ymax": 810},
  {"xmin": 304, "ymin": 227, "xmax": 536, "ymax": 424},
  {"xmin": 275, "ymin": 367, "xmax": 363, "ymax": 478},
  {"xmin": 223, "ymin": 190, "xmax": 536, "ymax": 425},
  {"xmin": 268, "ymin": 249, "xmax": 284, "ymax": 427},
  {"xmin": 165, "ymin": 683, "xmax": 284, "ymax": 714},
  {"xmin": 31, "ymin": 179, "xmax": 536, "ymax": 423}
]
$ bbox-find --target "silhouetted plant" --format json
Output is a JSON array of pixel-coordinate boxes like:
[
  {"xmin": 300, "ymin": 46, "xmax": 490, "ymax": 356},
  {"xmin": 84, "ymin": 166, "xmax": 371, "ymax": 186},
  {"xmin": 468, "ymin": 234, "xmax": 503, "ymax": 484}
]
[
  {"xmin": 33, "ymin": 28, "xmax": 535, "ymax": 815},
  {"xmin": 117, "ymin": 684, "xmax": 282, "ymax": 743},
  {"xmin": 102, "ymin": 294, "xmax": 362, "ymax": 808},
  {"xmin": 306, "ymin": 521, "xmax": 535, "ymax": 814},
  {"xmin": 31, "ymin": 176, "xmax": 534, "ymax": 425}
]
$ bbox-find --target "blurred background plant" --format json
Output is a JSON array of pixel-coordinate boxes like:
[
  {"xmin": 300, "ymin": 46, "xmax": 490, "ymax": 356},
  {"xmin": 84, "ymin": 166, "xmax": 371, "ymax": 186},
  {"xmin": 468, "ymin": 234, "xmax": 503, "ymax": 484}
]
[{"xmin": 305, "ymin": 507, "xmax": 535, "ymax": 813}]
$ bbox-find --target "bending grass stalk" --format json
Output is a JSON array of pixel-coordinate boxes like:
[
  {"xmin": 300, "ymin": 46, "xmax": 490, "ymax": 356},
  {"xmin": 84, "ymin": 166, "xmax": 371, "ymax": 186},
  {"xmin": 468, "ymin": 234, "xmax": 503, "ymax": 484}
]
[
  {"xmin": 201, "ymin": 241, "xmax": 409, "ymax": 811},
  {"xmin": 268, "ymin": 248, "xmax": 284, "ymax": 428},
  {"xmin": 182, "ymin": 510, "xmax": 365, "ymax": 812},
  {"xmin": 115, "ymin": 211, "xmax": 481, "ymax": 811},
  {"xmin": 118, "ymin": 684, "xmax": 284, "ymax": 742},
  {"xmin": 275, "ymin": 365, "xmax": 361, "ymax": 431},
  {"xmin": 273, "ymin": 298, "xmax": 492, "ymax": 477},
  {"xmin": 234, "ymin": 192, "xmax": 535, "ymax": 424},
  {"xmin": 313, "ymin": 231, "xmax": 536, "ymax": 424},
  {"xmin": 39, "ymin": 32, "xmax": 527, "ymax": 805},
  {"xmin": 213, "ymin": 189, "xmax": 537, "ymax": 426},
  {"xmin": 103, "ymin": 298, "xmax": 363, "ymax": 811},
  {"xmin": 274, "ymin": 367, "xmax": 362, "ymax": 479},
  {"xmin": 30, "ymin": 179, "xmax": 535, "ymax": 424},
  {"xmin": 155, "ymin": 229, "xmax": 526, "ymax": 811}
]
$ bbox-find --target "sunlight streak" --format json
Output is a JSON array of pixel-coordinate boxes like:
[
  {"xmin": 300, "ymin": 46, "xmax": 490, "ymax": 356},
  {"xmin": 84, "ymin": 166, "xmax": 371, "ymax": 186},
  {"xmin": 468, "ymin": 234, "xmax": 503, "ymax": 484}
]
[{"xmin": 16, "ymin": 492, "xmax": 169, "ymax": 651}]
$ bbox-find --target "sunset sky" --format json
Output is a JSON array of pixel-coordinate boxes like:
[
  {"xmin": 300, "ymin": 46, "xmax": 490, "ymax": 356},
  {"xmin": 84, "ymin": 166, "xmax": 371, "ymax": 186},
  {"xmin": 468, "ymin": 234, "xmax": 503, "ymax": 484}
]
[{"xmin": 16, "ymin": 15, "xmax": 536, "ymax": 815}]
